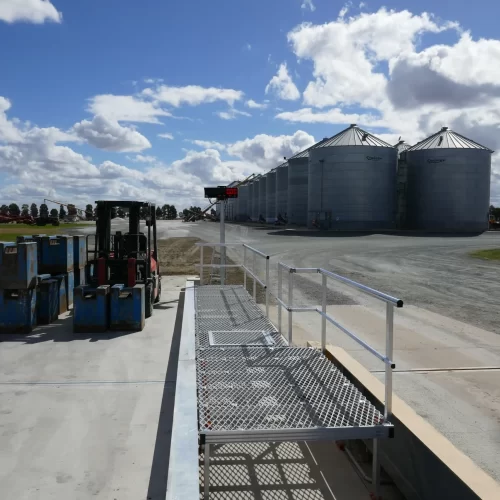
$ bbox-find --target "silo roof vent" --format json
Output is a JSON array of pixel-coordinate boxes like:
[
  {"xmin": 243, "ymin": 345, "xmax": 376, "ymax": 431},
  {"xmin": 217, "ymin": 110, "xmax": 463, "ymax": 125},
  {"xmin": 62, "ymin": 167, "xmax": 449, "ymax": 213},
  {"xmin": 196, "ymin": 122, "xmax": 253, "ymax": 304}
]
[{"xmin": 317, "ymin": 124, "xmax": 393, "ymax": 148}]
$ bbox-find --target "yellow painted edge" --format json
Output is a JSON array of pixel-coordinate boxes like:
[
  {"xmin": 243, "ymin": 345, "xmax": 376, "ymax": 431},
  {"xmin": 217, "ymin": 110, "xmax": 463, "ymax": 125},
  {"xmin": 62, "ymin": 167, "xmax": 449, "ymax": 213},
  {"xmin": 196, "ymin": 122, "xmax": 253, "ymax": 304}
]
[{"xmin": 308, "ymin": 341, "xmax": 500, "ymax": 500}]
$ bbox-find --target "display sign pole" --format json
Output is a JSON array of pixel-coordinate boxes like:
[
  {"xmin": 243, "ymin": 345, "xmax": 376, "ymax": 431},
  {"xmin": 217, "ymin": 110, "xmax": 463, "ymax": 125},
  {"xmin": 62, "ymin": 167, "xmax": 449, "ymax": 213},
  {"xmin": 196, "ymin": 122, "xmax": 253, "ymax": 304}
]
[{"xmin": 220, "ymin": 199, "xmax": 226, "ymax": 285}]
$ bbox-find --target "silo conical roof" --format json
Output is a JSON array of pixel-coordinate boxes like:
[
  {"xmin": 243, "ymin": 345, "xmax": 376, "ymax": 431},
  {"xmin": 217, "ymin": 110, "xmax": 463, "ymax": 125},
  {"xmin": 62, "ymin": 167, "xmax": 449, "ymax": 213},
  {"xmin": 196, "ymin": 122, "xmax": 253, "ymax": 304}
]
[
  {"xmin": 407, "ymin": 127, "xmax": 493, "ymax": 152},
  {"xmin": 288, "ymin": 137, "xmax": 330, "ymax": 159},
  {"xmin": 317, "ymin": 124, "xmax": 393, "ymax": 148}
]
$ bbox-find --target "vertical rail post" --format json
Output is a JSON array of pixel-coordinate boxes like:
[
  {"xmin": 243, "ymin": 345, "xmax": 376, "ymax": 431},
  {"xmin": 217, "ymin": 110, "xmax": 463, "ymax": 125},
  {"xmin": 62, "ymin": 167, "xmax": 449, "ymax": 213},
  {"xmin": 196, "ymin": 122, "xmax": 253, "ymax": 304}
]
[
  {"xmin": 372, "ymin": 438, "xmax": 380, "ymax": 499},
  {"xmin": 252, "ymin": 251, "xmax": 256, "ymax": 300},
  {"xmin": 220, "ymin": 201, "xmax": 225, "ymax": 286},
  {"xmin": 265, "ymin": 256, "xmax": 270, "ymax": 319},
  {"xmin": 200, "ymin": 245, "xmax": 204, "ymax": 285},
  {"xmin": 288, "ymin": 270, "xmax": 293, "ymax": 345},
  {"xmin": 278, "ymin": 264, "xmax": 282, "ymax": 334},
  {"xmin": 321, "ymin": 273, "xmax": 327, "ymax": 350},
  {"xmin": 384, "ymin": 303, "xmax": 394, "ymax": 421},
  {"xmin": 204, "ymin": 444, "xmax": 211, "ymax": 500},
  {"xmin": 243, "ymin": 245, "xmax": 247, "ymax": 291}
]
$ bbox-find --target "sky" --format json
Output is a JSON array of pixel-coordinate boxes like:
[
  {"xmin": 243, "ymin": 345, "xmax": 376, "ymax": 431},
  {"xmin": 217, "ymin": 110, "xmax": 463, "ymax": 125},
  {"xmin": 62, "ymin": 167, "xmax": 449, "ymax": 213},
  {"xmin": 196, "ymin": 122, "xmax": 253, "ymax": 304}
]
[{"xmin": 1, "ymin": 0, "xmax": 500, "ymax": 211}]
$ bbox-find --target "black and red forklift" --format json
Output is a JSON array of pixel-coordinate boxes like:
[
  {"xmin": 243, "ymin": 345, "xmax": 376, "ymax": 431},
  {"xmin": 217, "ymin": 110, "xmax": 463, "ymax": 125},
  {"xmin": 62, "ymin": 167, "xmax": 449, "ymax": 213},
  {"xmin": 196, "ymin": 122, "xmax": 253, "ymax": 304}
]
[{"xmin": 87, "ymin": 201, "xmax": 161, "ymax": 317}]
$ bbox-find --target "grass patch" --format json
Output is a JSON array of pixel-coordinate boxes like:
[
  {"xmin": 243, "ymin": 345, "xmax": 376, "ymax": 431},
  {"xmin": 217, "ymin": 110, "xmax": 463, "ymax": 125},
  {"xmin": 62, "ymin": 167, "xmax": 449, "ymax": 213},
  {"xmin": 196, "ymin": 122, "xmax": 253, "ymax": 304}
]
[
  {"xmin": 0, "ymin": 223, "xmax": 93, "ymax": 242},
  {"xmin": 469, "ymin": 249, "xmax": 500, "ymax": 261}
]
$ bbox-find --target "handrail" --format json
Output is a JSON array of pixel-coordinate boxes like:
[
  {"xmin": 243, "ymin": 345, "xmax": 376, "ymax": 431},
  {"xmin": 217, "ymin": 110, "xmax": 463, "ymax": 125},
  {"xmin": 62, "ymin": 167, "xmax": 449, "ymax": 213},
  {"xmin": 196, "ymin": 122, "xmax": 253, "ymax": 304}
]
[{"xmin": 243, "ymin": 243, "xmax": 269, "ymax": 259}]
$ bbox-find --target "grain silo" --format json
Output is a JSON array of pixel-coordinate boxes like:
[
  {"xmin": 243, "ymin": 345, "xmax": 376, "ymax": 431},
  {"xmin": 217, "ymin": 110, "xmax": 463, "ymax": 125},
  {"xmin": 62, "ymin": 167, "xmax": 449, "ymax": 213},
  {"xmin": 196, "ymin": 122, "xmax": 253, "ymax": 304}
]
[
  {"xmin": 287, "ymin": 139, "xmax": 328, "ymax": 226},
  {"xmin": 266, "ymin": 169, "xmax": 277, "ymax": 220},
  {"xmin": 259, "ymin": 174, "xmax": 267, "ymax": 220},
  {"xmin": 394, "ymin": 140, "xmax": 412, "ymax": 229},
  {"xmin": 308, "ymin": 124, "xmax": 397, "ymax": 230},
  {"xmin": 275, "ymin": 162, "xmax": 289, "ymax": 221},
  {"xmin": 252, "ymin": 176, "xmax": 261, "ymax": 220},
  {"xmin": 405, "ymin": 127, "xmax": 492, "ymax": 232},
  {"xmin": 237, "ymin": 183, "xmax": 250, "ymax": 221},
  {"xmin": 395, "ymin": 140, "xmax": 411, "ymax": 156}
]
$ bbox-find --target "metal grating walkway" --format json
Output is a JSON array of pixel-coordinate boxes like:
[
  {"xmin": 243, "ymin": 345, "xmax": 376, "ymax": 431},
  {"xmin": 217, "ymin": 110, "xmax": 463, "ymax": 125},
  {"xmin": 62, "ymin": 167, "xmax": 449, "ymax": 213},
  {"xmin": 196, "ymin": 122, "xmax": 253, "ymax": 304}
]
[{"xmin": 194, "ymin": 285, "xmax": 393, "ymax": 444}]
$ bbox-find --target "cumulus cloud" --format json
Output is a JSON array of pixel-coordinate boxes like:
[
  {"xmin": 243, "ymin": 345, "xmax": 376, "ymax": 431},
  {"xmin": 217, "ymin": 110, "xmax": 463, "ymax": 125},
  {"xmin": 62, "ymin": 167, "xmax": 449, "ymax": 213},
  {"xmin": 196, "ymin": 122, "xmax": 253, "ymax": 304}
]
[
  {"xmin": 246, "ymin": 99, "xmax": 268, "ymax": 109},
  {"xmin": 0, "ymin": 97, "xmax": 25, "ymax": 142},
  {"xmin": 158, "ymin": 132, "xmax": 174, "ymax": 140},
  {"xmin": 265, "ymin": 63, "xmax": 301, "ymax": 101},
  {"xmin": 87, "ymin": 95, "xmax": 171, "ymax": 124},
  {"xmin": 188, "ymin": 140, "xmax": 226, "ymax": 151},
  {"xmin": 0, "ymin": 0, "xmax": 61, "ymax": 24},
  {"xmin": 142, "ymin": 84, "xmax": 244, "ymax": 107},
  {"xmin": 216, "ymin": 108, "xmax": 251, "ymax": 120},
  {"xmin": 72, "ymin": 115, "xmax": 151, "ymax": 152},
  {"xmin": 275, "ymin": 107, "xmax": 385, "ymax": 127},
  {"xmin": 301, "ymin": 0, "xmax": 315, "ymax": 12}
]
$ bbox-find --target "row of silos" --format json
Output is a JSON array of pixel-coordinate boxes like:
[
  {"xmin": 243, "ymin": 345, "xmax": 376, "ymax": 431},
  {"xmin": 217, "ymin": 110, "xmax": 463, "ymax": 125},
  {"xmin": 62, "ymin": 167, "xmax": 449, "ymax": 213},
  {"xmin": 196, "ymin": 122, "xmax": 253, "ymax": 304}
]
[{"xmin": 229, "ymin": 124, "xmax": 492, "ymax": 232}]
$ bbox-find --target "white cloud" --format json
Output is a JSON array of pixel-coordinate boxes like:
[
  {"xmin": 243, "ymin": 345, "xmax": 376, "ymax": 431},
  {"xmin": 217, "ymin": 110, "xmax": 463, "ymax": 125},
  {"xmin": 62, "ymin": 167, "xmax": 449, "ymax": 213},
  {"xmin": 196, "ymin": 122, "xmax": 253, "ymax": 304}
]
[
  {"xmin": 227, "ymin": 130, "xmax": 315, "ymax": 169},
  {"xmin": 265, "ymin": 63, "xmax": 301, "ymax": 101},
  {"xmin": 246, "ymin": 99, "xmax": 268, "ymax": 109},
  {"xmin": 142, "ymin": 84, "xmax": 244, "ymax": 107},
  {"xmin": 158, "ymin": 132, "xmax": 174, "ymax": 140},
  {"xmin": 0, "ymin": 97, "xmax": 25, "ymax": 142},
  {"xmin": 99, "ymin": 161, "xmax": 144, "ymax": 180},
  {"xmin": 72, "ymin": 115, "xmax": 151, "ymax": 152},
  {"xmin": 244, "ymin": 43, "xmax": 252, "ymax": 51},
  {"xmin": 87, "ymin": 95, "xmax": 171, "ymax": 124},
  {"xmin": 188, "ymin": 140, "xmax": 226, "ymax": 151},
  {"xmin": 216, "ymin": 108, "xmax": 251, "ymax": 120},
  {"xmin": 275, "ymin": 107, "xmax": 385, "ymax": 127},
  {"xmin": 0, "ymin": 0, "xmax": 61, "ymax": 24},
  {"xmin": 338, "ymin": 2, "xmax": 351, "ymax": 19},
  {"xmin": 130, "ymin": 155, "xmax": 157, "ymax": 163},
  {"xmin": 301, "ymin": 0, "xmax": 316, "ymax": 12}
]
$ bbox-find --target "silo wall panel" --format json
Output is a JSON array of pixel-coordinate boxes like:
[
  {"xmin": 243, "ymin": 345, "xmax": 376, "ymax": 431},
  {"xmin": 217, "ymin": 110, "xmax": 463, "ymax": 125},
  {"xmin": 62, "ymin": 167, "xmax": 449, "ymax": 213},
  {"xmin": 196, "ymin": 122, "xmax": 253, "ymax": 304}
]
[
  {"xmin": 266, "ymin": 171, "xmax": 277, "ymax": 219},
  {"xmin": 406, "ymin": 149, "xmax": 491, "ymax": 232},
  {"xmin": 252, "ymin": 179, "xmax": 260, "ymax": 220},
  {"xmin": 259, "ymin": 176, "xmax": 267, "ymax": 219},
  {"xmin": 308, "ymin": 146, "xmax": 397, "ymax": 230},
  {"xmin": 276, "ymin": 165, "xmax": 289, "ymax": 220},
  {"xmin": 287, "ymin": 157, "xmax": 309, "ymax": 226}
]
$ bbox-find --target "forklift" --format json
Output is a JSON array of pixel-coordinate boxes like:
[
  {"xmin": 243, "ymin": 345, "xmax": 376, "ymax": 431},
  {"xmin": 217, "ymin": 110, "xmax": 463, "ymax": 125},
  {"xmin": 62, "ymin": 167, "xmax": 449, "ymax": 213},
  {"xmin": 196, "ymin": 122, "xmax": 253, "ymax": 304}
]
[{"xmin": 87, "ymin": 201, "xmax": 161, "ymax": 318}]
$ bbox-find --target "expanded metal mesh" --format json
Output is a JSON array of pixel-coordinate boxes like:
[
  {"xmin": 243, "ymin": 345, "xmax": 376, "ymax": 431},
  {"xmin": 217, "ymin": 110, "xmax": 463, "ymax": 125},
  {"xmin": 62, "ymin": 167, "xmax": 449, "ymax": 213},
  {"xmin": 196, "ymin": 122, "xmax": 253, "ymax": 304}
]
[
  {"xmin": 197, "ymin": 347, "xmax": 384, "ymax": 432},
  {"xmin": 209, "ymin": 331, "xmax": 275, "ymax": 347},
  {"xmin": 195, "ymin": 285, "xmax": 287, "ymax": 348}
]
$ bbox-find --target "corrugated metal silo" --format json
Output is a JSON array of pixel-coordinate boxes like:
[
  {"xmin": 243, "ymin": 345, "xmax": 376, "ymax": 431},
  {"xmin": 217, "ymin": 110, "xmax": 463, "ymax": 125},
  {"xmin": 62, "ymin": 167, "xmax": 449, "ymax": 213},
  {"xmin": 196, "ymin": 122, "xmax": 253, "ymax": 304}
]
[
  {"xmin": 252, "ymin": 176, "xmax": 261, "ymax": 220},
  {"xmin": 237, "ymin": 183, "xmax": 250, "ymax": 221},
  {"xmin": 275, "ymin": 162, "xmax": 289, "ymax": 220},
  {"xmin": 287, "ymin": 139, "xmax": 328, "ymax": 226},
  {"xmin": 394, "ymin": 140, "xmax": 412, "ymax": 229},
  {"xmin": 395, "ymin": 140, "xmax": 411, "ymax": 156},
  {"xmin": 308, "ymin": 124, "xmax": 398, "ymax": 230},
  {"xmin": 266, "ymin": 169, "xmax": 277, "ymax": 219},
  {"xmin": 259, "ymin": 174, "xmax": 267, "ymax": 220},
  {"xmin": 248, "ymin": 182, "xmax": 254, "ymax": 219},
  {"xmin": 405, "ymin": 127, "xmax": 492, "ymax": 232}
]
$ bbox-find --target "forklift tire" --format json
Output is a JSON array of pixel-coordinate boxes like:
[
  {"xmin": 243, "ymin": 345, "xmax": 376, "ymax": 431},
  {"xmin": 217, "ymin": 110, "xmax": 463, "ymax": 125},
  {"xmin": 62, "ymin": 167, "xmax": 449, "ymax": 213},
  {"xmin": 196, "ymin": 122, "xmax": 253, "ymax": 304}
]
[
  {"xmin": 145, "ymin": 284, "xmax": 153, "ymax": 318},
  {"xmin": 154, "ymin": 277, "xmax": 161, "ymax": 304}
]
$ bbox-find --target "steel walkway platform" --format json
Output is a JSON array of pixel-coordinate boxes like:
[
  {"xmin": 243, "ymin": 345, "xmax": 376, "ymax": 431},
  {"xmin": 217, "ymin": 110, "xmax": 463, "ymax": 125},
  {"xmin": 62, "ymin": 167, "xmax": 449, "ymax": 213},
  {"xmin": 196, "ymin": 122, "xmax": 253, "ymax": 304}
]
[{"xmin": 194, "ymin": 285, "xmax": 394, "ymax": 499}]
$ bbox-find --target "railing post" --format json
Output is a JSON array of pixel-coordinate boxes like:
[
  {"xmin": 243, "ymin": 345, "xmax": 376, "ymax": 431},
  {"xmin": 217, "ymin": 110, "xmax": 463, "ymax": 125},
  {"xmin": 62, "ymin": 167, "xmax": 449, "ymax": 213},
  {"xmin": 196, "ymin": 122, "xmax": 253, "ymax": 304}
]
[
  {"xmin": 278, "ymin": 264, "xmax": 282, "ymax": 334},
  {"xmin": 243, "ymin": 245, "xmax": 247, "ymax": 291},
  {"xmin": 321, "ymin": 273, "xmax": 327, "ymax": 350},
  {"xmin": 385, "ymin": 303, "xmax": 394, "ymax": 421},
  {"xmin": 200, "ymin": 245, "xmax": 204, "ymax": 285},
  {"xmin": 288, "ymin": 270, "xmax": 293, "ymax": 345},
  {"xmin": 265, "ymin": 257, "xmax": 270, "ymax": 319},
  {"xmin": 252, "ymin": 252, "xmax": 256, "ymax": 300}
]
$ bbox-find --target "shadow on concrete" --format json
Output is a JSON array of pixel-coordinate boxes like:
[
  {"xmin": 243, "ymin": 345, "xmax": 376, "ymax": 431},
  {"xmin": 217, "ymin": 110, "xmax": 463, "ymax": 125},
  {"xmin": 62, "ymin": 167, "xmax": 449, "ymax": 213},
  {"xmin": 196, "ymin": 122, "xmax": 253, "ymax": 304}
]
[
  {"xmin": 146, "ymin": 288, "xmax": 185, "ymax": 500},
  {"xmin": 265, "ymin": 229, "xmax": 485, "ymax": 238}
]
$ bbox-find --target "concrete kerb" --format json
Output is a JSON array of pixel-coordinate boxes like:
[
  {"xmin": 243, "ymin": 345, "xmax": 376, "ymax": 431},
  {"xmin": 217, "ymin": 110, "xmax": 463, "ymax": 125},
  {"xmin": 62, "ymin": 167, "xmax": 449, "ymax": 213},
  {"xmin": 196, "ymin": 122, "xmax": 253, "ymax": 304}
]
[{"xmin": 308, "ymin": 341, "xmax": 500, "ymax": 500}]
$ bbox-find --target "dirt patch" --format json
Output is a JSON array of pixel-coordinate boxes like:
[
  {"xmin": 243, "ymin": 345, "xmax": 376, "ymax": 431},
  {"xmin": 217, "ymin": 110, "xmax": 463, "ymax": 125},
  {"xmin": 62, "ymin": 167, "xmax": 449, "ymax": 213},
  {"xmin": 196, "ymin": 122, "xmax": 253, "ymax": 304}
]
[{"xmin": 158, "ymin": 237, "xmax": 266, "ymax": 302}]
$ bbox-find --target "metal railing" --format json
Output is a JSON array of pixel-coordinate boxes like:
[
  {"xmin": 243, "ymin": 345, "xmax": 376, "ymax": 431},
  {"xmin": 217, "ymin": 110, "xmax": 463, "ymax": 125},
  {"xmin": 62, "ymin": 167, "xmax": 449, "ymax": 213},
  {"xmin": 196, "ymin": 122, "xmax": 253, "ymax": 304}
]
[
  {"xmin": 196, "ymin": 243, "xmax": 270, "ymax": 316},
  {"xmin": 276, "ymin": 262, "xmax": 403, "ymax": 422}
]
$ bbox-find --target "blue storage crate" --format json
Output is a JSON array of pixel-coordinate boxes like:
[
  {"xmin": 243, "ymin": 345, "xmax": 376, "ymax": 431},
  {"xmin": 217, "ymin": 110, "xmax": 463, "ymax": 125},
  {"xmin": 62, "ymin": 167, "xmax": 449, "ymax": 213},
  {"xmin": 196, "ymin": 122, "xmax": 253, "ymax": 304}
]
[
  {"xmin": 110, "ymin": 284, "xmax": 145, "ymax": 331},
  {"xmin": 37, "ymin": 279, "xmax": 59, "ymax": 325},
  {"xmin": 39, "ymin": 235, "xmax": 74, "ymax": 274},
  {"xmin": 53, "ymin": 275, "xmax": 68, "ymax": 314},
  {"xmin": 0, "ymin": 288, "xmax": 37, "ymax": 333},
  {"xmin": 73, "ymin": 285, "xmax": 110, "ymax": 333},
  {"xmin": 73, "ymin": 235, "xmax": 87, "ymax": 269},
  {"xmin": 0, "ymin": 242, "xmax": 38, "ymax": 290}
]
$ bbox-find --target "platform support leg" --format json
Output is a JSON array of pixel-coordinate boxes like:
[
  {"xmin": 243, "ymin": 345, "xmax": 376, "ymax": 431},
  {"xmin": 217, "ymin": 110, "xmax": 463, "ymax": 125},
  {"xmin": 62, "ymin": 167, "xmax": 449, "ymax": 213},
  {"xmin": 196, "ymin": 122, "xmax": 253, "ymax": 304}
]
[
  {"xmin": 204, "ymin": 443, "xmax": 211, "ymax": 500},
  {"xmin": 372, "ymin": 438, "xmax": 380, "ymax": 499}
]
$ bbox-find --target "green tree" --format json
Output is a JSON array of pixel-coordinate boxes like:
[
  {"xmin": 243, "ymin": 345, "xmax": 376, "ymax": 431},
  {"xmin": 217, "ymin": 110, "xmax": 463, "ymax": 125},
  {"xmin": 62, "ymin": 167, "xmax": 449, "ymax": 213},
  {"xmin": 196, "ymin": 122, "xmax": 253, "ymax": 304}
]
[
  {"xmin": 117, "ymin": 208, "xmax": 125, "ymax": 218},
  {"xmin": 21, "ymin": 204, "xmax": 29, "ymax": 216},
  {"xmin": 40, "ymin": 203, "xmax": 49, "ymax": 218},
  {"xmin": 59, "ymin": 205, "xmax": 66, "ymax": 219},
  {"xmin": 162, "ymin": 204, "xmax": 170, "ymax": 218},
  {"xmin": 156, "ymin": 206, "xmax": 163, "ymax": 219},
  {"xmin": 0, "ymin": 205, "xmax": 8, "ymax": 215},
  {"xmin": 67, "ymin": 204, "xmax": 77, "ymax": 217},
  {"xmin": 8, "ymin": 203, "xmax": 20, "ymax": 216},
  {"xmin": 30, "ymin": 203, "xmax": 38, "ymax": 218},
  {"xmin": 168, "ymin": 205, "xmax": 177, "ymax": 219},
  {"xmin": 85, "ymin": 204, "xmax": 93, "ymax": 220},
  {"xmin": 50, "ymin": 208, "xmax": 59, "ymax": 218}
]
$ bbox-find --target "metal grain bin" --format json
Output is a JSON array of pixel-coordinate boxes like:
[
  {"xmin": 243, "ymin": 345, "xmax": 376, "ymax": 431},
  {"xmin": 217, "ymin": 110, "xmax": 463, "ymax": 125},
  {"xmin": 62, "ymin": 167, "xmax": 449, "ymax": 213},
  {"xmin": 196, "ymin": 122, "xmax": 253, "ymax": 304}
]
[
  {"xmin": 259, "ymin": 175, "xmax": 267, "ymax": 220},
  {"xmin": 266, "ymin": 170, "xmax": 277, "ymax": 220},
  {"xmin": 252, "ymin": 176, "xmax": 261, "ymax": 220},
  {"xmin": 405, "ymin": 127, "xmax": 492, "ymax": 232},
  {"xmin": 237, "ymin": 183, "xmax": 250, "ymax": 221},
  {"xmin": 395, "ymin": 140, "xmax": 411, "ymax": 156},
  {"xmin": 308, "ymin": 124, "xmax": 397, "ymax": 230},
  {"xmin": 275, "ymin": 162, "xmax": 289, "ymax": 221},
  {"xmin": 288, "ymin": 139, "xmax": 328, "ymax": 226},
  {"xmin": 248, "ymin": 182, "xmax": 254, "ymax": 220}
]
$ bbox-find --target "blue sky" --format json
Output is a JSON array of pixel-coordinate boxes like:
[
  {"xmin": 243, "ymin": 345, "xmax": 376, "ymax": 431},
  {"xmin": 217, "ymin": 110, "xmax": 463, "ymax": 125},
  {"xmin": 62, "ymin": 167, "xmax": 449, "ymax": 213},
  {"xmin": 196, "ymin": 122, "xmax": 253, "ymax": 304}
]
[{"xmin": 1, "ymin": 0, "xmax": 500, "ymax": 209}]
